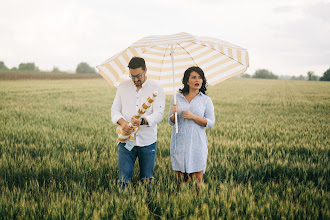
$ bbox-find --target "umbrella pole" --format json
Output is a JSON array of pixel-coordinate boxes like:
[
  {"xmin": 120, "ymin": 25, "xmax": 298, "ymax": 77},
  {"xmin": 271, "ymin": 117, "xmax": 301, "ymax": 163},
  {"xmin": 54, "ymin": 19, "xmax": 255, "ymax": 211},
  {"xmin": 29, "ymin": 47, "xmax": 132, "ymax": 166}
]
[{"xmin": 171, "ymin": 45, "xmax": 178, "ymax": 133}]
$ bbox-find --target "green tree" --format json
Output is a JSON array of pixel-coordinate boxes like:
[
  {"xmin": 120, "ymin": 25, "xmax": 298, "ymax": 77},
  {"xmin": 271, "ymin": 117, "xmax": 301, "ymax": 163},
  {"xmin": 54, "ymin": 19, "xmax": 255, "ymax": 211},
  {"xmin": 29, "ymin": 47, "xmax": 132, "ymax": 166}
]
[
  {"xmin": 290, "ymin": 75, "xmax": 305, "ymax": 80},
  {"xmin": 76, "ymin": 62, "xmax": 96, "ymax": 74},
  {"xmin": 241, "ymin": 73, "xmax": 250, "ymax": 78},
  {"xmin": 320, "ymin": 68, "xmax": 330, "ymax": 81},
  {"xmin": 52, "ymin": 67, "xmax": 61, "ymax": 73},
  {"xmin": 18, "ymin": 63, "xmax": 39, "ymax": 71},
  {"xmin": 297, "ymin": 75, "xmax": 306, "ymax": 80},
  {"xmin": 252, "ymin": 69, "xmax": 278, "ymax": 79},
  {"xmin": 307, "ymin": 71, "xmax": 313, "ymax": 80},
  {"xmin": 307, "ymin": 71, "xmax": 319, "ymax": 81},
  {"xmin": 0, "ymin": 61, "xmax": 8, "ymax": 70}
]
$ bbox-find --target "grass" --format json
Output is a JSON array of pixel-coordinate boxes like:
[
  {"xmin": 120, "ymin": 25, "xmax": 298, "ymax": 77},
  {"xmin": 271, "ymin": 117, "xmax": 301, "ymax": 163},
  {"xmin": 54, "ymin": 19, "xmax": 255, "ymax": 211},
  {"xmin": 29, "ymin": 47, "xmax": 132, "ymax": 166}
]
[{"xmin": 0, "ymin": 78, "xmax": 329, "ymax": 219}]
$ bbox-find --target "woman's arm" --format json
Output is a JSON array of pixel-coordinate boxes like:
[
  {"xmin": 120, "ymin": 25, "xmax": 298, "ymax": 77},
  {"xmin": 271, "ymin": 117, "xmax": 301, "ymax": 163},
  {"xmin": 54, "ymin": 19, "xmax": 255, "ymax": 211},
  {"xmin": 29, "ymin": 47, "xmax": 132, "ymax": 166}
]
[
  {"xmin": 204, "ymin": 97, "xmax": 215, "ymax": 129},
  {"xmin": 181, "ymin": 97, "xmax": 215, "ymax": 128},
  {"xmin": 181, "ymin": 111, "xmax": 207, "ymax": 127}
]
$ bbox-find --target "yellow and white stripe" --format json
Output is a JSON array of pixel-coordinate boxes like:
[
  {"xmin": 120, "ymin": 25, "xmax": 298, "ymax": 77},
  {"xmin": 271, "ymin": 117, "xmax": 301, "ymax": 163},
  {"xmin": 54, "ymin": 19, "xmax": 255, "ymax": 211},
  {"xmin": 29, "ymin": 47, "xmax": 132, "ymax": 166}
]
[
  {"xmin": 97, "ymin": 32, "xmax": 249, "ymax": 94},
  {"xmin": 116, "ymin": 91, "xmax": 158, "ymax": 143}
]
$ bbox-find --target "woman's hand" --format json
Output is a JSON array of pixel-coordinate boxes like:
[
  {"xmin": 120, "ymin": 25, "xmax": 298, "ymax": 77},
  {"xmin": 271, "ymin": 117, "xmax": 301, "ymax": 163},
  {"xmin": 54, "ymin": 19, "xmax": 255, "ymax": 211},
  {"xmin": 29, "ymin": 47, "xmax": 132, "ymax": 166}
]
[
  {"xmin": 170, "ymin": 103, "xmax": 179, "ymax": 124},
  {"xmin": 181, "ymin": 110, "xmax": 196, "ymax": 120},
  {"xmin": 172, "ymin": 103, "xmax": 179, "ymax": 115}
]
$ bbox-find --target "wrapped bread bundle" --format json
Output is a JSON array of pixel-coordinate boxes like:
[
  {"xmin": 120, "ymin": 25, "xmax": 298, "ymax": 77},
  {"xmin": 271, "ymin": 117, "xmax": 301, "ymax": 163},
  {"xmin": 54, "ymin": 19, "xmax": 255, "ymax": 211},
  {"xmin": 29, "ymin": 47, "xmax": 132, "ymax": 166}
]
[{"xmin": 116, "ymin": 91, "xmax": 158, "ymax": 143}]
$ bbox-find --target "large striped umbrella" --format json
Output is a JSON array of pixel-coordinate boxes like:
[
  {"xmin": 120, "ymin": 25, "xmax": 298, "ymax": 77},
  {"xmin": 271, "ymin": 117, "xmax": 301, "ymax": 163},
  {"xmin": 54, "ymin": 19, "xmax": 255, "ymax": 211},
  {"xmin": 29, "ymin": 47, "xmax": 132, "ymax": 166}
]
[
  {"xmin": 97, "ymin": 32, "xmax": 249, "ymax": 94},
  {"xmin": 97, "ymin": 32, "xmax": 249, "ymax": 133}
]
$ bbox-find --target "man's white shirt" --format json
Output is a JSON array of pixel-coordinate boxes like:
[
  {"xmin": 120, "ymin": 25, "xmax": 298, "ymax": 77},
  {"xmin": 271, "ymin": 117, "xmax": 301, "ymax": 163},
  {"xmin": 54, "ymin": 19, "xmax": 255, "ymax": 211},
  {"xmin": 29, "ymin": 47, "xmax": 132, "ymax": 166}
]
[{"xmin": 111, "ymin": 79, "xmax": 165, "ymax": 147}]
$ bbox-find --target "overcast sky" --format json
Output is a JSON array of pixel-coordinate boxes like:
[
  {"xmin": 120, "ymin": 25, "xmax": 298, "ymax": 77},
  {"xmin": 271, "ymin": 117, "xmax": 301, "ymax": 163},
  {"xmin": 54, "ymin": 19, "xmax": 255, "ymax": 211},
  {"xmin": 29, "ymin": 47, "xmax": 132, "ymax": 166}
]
[{"xmin": 1, "ymin": 0, "xmax": 329, "ymax": 76}]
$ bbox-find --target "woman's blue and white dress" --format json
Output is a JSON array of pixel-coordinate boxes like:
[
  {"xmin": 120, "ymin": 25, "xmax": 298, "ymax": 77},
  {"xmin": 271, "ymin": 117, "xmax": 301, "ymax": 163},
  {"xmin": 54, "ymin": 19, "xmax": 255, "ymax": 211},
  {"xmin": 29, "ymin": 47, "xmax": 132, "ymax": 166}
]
[{"xmin": 168, "ymin": 92, "xmax": 215, "ymax": 174}]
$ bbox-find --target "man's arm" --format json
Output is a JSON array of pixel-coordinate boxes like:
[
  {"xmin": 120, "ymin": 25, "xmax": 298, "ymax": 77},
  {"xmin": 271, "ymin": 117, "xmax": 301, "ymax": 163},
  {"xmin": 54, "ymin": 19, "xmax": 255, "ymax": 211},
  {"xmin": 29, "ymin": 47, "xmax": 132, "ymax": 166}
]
[
  {"xmin": 111, "ymin": 87, "xmax": 124, "ymax": 125},
  {"xmin": 111, "ymin": 87, "xmax": 135, "ymax": 134}
]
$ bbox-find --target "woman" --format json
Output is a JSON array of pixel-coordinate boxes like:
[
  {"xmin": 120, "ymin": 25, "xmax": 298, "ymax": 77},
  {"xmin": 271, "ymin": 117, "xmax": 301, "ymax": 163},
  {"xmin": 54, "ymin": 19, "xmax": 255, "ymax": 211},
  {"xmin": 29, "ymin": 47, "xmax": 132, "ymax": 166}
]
[{"xmin": 168, "ymin": 66, "xmax": 215, "ymax": 187}]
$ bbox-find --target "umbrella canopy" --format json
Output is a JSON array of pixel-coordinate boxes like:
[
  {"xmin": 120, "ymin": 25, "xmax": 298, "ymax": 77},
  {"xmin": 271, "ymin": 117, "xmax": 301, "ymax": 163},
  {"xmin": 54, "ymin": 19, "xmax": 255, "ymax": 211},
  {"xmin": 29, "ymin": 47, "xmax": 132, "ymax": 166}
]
[{"xmin": 97, "ymin": 32, "xmax": 249, "ymax": 94}]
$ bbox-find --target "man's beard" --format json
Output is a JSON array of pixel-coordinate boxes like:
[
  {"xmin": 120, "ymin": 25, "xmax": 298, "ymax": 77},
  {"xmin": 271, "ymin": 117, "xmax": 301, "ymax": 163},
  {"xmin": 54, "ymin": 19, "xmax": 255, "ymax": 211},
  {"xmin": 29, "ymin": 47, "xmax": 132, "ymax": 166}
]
[{"xmin": 134, "ymin": 80, "xmax": 142, "ymax": 86}]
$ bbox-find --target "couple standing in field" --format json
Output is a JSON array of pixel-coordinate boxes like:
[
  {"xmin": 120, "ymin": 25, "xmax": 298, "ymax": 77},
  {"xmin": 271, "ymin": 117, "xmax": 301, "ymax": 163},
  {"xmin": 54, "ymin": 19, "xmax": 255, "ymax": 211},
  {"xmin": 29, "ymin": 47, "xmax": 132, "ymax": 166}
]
[{"xmin": 111, "ymin": 57, "xmax": 215, "ymax": 190}]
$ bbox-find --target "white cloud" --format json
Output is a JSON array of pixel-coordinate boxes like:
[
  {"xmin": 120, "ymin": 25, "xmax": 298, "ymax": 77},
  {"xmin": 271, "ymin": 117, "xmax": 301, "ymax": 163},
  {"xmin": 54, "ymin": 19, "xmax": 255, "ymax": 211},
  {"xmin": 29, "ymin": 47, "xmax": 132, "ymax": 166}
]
[
  {"xmin": 306, "ymin": 1, "xmax": 330, "ymax": 22},
  {"xmin": 0, "ymin": 0, "xmax": 329, "ymax": 75}
]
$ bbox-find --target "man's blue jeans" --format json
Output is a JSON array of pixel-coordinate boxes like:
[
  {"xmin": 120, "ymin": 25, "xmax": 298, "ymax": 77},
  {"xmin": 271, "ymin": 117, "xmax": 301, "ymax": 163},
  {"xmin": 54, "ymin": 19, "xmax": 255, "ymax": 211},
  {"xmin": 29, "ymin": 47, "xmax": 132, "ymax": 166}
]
[{"xmin": 118, "ymin": 141, "xmax": 157, "ymax": 188}]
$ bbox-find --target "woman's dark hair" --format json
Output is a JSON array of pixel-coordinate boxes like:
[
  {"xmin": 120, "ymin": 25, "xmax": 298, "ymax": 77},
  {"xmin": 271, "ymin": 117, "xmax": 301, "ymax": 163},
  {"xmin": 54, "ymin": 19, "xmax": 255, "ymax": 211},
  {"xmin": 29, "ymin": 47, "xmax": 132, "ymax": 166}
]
[
  {"xmin": 179, "ymin": 66, "xmax": 207, "ymax": 94},
  {"xmin": 128, "ymin": 57, "xmax": 146, "ymax": 70}
]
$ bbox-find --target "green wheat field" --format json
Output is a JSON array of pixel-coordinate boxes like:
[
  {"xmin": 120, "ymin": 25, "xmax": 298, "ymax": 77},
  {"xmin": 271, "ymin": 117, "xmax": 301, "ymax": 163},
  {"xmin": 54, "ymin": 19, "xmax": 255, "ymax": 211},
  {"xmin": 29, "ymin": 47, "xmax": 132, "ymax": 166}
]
[{"xmin": 0, "ymin": 78, "xmax": 329, "ymax": 219}]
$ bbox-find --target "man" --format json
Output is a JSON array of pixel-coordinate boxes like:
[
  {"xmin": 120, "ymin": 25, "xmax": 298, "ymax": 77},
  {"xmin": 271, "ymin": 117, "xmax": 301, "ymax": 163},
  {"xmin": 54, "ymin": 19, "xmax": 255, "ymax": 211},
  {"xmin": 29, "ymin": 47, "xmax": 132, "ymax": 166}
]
[{"xmin": 111, "ymin": 57, "xmax": 165, "ymax": 188}]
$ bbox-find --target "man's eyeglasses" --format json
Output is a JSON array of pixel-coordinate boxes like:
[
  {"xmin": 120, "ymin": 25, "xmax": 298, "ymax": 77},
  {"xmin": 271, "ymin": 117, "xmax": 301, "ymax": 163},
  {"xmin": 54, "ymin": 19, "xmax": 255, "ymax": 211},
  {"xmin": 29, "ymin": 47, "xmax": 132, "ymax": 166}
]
[{"xmin": 129, "ymin": 74, "xmax": 143, "ymax": 80}]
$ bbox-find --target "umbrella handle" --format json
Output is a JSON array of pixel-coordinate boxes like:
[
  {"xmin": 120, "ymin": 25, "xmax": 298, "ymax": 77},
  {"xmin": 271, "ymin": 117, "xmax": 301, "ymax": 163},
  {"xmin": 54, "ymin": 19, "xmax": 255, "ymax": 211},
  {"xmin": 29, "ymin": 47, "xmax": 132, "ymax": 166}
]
[
  {"xmin": 174, "ymin": 94, "xmax": 178, "ymax": 134},
  {"xmin": 175, "ymin": 112, "xmax": 178, "ymax": 133},
  {"xmin": 171, "ymin": 44, "xmax": 178, "ymax": 134}
]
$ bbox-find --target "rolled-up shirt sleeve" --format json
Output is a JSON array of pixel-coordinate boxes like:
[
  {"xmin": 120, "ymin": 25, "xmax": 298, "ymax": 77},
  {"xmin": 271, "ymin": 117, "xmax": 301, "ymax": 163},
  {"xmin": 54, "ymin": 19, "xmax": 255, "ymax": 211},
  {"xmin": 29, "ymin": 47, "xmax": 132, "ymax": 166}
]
[
  {"xmin": 144, "ymin": 86, "xmax": 165, "ymax": 127},
  {"xmin": 205, "ymin": 97, "xmax": 215, "ymax": 129},
  {"xmin": 168, "ymin": 97, "xmax": 175, "ymax": 126},
  {"xmin": 111, "ymin": 87, "xmax": 124, "ymax": 125}
]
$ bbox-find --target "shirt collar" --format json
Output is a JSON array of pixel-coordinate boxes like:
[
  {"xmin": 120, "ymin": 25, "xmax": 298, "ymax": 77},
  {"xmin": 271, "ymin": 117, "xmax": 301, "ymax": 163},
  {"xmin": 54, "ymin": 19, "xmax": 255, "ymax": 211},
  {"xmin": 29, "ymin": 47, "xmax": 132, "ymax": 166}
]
[
  {"xmin": 130, "ymin": 78, "xmax": 149, "ymax": 89},
  {"xmin": 142, "ymin": 78, "xmax": 149, "ymax": 88},
  {"xmin": 178, "ymin": 91, "xmax": 203, "ymax": 97}
]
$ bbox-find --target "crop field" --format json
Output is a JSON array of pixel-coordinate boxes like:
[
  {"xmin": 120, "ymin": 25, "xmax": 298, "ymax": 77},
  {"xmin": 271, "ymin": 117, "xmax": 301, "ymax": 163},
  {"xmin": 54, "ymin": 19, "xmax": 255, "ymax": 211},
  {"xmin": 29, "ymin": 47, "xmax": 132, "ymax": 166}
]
[
  {"xmin": 0, "ymin": 78, "xmax": 329, "ymax": 219},
  {"xmin": 0, "ymin": 71, "xmax": 102, "ymax": 80}
]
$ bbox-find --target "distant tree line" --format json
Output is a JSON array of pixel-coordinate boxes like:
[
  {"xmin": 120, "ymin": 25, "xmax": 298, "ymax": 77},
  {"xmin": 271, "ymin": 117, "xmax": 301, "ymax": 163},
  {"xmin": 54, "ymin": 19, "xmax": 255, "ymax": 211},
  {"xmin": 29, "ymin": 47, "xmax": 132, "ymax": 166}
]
[
  {"xmin": 241, "ymin": 69, "xmax": 278, "ymax": 79},
  {"xmin": 0, "ymin": 61, "xmax": 8, "ymax": 70},
  {"xmin": 290, "ymin": 75, "xmax": 306, "ymax": 80},
  {"xmin": 0, "ymin": 61, "xmax": 97, "ymax": 74},
  {"xmin": 241, "ymin": 68, "xmax": 330, "ymax": 81},
  {"xmin": 1, "ymin": 60, "xmax": 329, "ymax": 80},
  {"xmin": 75, "ymin": 62, "xmax": 96, "ymax": 74},
  {"xmin": 320, "ymin": 68, "xmax": 330, "ymax": 81},
  {"xmin": 254, "ymin": 69, "xmax": 278, "ymax": 79},
  {"xmin": 0, "ymin": 61, "xmax": 40, "ymax": 72}
]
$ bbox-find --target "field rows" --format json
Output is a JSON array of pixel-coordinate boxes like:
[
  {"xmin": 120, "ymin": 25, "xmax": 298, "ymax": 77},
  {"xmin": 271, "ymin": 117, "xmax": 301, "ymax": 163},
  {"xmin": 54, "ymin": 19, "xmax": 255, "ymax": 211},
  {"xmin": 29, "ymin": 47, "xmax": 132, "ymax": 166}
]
[{"xmin": 0, "ymin": 78, "xmax": 329, "ymax": 219}]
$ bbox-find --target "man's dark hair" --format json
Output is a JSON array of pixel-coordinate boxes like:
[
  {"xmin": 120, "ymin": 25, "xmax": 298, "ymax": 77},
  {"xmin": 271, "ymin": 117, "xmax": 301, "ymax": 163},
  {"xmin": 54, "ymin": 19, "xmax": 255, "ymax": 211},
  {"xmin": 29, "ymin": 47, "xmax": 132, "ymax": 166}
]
[
  {"xmin": 179, "ymin": 66, "xmax": 208, "ymax": 95},
  {"xmin": 128, "ymin": 57, "xmax": 146, "ymax": 70}
]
